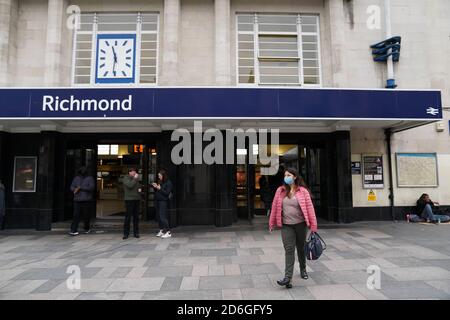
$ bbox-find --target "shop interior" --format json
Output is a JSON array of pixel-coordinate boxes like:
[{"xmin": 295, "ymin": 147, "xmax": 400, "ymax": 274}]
[
  {"xmin": 96, "ymin": 144, "xmax": 157, "ymax": 218},
  {"xmin": 236, "ymin": 144, "xmax": 304, "ymax": 215}
]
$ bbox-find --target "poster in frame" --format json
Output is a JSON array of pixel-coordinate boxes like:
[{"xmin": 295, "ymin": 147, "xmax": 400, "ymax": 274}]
[
  {"xmin": 13, "ymin": 156, "xmax": 37, "ymax": 193},
  {"xmin": 362, "ymin": 155, "xmax": 384, "ymax": 189}
]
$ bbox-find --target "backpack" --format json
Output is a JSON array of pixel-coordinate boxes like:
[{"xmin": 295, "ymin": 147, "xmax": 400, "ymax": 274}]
[{"xmin": 305, "ymin": 232, "xmax": 327, "ymax": 260}]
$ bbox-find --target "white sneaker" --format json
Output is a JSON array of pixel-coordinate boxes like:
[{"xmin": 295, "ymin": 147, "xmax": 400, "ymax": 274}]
[
  {"xmin": 161, "ymin": 231, "xmax": 172, "ymax": 239},
  {"xmin": 156, "ymin": 230, "xmax": 164, "ymax": 237},
  {"xmin": 69, "ymin": 232, "xmax": 79, "ymax": 236}
]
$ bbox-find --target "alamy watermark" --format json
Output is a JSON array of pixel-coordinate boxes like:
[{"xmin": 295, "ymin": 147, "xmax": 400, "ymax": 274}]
[
  {"xmin": 171, "ymin": 121, "xmax": 280, "ymax": 175},
  {"xmin": 366, "ymin": 5, "xmax": 382, "ymax": 30},
  {"xmin": 66, "ymin": 265, "xmax": 81, "ymax": 290},
  {"xmin": 366, "ymin": 265, "xmax": 381, "ymax": 290},
  {"xmin": 66, "ymin": 5, "xmax": 81, "ymax": 30}
]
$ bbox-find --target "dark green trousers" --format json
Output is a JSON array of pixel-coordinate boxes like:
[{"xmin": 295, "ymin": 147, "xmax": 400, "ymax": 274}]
[{"xmin": 281, "ymin": 222, "xmax": 307, "ymax": 279}]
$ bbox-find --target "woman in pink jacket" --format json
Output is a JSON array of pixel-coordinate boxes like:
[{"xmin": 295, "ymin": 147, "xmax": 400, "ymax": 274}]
[{"xmin": 269, "ymin": 168, "xmax": 318, "ymax": 289}]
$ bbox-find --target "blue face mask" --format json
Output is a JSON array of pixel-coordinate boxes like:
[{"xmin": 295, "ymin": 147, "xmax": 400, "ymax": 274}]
[{"xmin": 284, "ymin": 176, "xmax": 294, "ymax": 185}]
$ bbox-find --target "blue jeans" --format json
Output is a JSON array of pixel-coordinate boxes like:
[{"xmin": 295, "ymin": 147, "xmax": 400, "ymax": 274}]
[{"xmin": 422, "ymin": 204, "xmax": 447, "ymax": 222}]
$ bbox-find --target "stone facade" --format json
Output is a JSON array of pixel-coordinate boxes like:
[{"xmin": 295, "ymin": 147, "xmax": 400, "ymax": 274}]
[{"xmin": 0, "ymin": 0, "xmax": 449, "ymax": 209}]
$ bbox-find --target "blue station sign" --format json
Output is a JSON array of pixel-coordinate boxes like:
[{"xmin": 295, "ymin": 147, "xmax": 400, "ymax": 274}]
[{"xmin": 0, "ymin": 87, "xmax": 442, "ymax": 120}]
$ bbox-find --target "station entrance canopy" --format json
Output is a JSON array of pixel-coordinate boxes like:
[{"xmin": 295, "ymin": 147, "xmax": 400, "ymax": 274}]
[{"xmin": 0, "ymin": 87, "xmax": 442, "ymax": 133}]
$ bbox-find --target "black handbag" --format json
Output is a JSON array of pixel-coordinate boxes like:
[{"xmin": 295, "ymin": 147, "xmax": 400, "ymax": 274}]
[{"xmin": 305, "ymin": 232, "xmax": 327, "ymax": 260}]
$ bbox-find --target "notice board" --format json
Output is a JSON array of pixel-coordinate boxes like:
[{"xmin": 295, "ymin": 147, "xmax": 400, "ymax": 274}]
[
  {"xmin": 362, "ymin": 155, "xmax": 384, "ymax": 189},
  {"xmin": 396, "ymin": 153, "xmax": 438, "ymax": 187}
]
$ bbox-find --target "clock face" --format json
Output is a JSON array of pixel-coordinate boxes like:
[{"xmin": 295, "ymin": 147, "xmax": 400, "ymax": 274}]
[{"xmin": 95, "ymin": 34, "xmax": 136, "ymax": 84}]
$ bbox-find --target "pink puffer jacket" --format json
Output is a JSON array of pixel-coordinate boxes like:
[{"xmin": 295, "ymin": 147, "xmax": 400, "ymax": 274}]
[{"xmin": 269, "ymin": 185, "xmax": 318, "ymax": 232}]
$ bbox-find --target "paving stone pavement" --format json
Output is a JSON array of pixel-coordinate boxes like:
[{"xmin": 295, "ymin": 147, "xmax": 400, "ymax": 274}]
[{"xmin": 1, "ymin": 219, "xmax": 450, "ymax": 300}]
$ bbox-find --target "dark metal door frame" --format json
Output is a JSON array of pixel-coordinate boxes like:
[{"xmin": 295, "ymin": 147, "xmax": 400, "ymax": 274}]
[
  {"xmin": 64, "ymin": 141, "xmax": 97, "ymax": 222},
  {"xmin": 247, "ymin": 154, "xmax": 255, "ymax": 224}
]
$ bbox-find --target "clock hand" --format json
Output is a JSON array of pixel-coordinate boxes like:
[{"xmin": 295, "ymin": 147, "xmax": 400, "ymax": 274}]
[
  {"xmin": 112, "ymin": 46, "xmax": 117, "ymax": 75},
  {"xmin": 112, "ymin": 46, "xmax": 118, "ymax": 63}
]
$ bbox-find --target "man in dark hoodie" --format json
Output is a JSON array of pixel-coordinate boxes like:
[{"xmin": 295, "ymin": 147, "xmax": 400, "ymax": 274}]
[{"xmin": 69, "ymin": 167, "xmax": 95, "ymax": 236}]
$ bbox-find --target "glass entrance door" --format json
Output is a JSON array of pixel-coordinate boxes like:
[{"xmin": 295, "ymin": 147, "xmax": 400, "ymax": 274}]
[
  {"xmin": 64, "ymin": 143, "xmax": 97, "ymax": 222},
  {"xmin": 236, "ymin": 144, "xmax": 302, "ymax": 222},
  {"xmin": 236, "ymin": 146, "xmax": 255, "ymax": 223},
  {"xmin": 64, "ymin": 141, "xmax": 158, "ymax": 224},
  {"xmin": 96, "ymin": 144, "xmax": 138, "ymax": 219},
  {"xmin": 235, "ymin": 143, "xmax": 326, "ymax": 222},
  {"xmin": 95, "ymin": 143, "xmax": 158, "ymax": 221}
]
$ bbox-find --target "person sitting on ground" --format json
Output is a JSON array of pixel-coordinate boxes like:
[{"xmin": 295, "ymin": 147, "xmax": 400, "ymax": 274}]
[{"xmin": 415, "ymin": 193, "xmax": 449, "ymax": 223}]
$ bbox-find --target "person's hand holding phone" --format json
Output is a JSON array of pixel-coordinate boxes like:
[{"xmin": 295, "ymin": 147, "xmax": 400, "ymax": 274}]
[{"xmin": 152, "ymin": 182, "xmax": 161, "ymax": 190}]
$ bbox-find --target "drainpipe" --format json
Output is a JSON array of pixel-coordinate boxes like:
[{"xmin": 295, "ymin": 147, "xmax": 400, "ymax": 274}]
[
  {"xmin": 384, "ymin": 0, "xmax": 396, "ymax": 88},
  {"xmin": 385, "ymin": 1, "xmax": 395, "ymax": 220},
  {"xmin": 385, "ymin": 129, "xmax": 395, "ymax": 221}
]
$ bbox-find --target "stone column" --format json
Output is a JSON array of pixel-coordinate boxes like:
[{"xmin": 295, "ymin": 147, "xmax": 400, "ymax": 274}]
[
  {"xmin": 214, "ymin": 0, "xmax": 231, "ymax": 85},
  {"xmin": 44, "ymin": 0, "xmax": 68, "ymax": 86},
  {"xmin": 325, "ymin": 0, "xmax": 348, "ymax": 87},
  {"xmin": 214, "ymin": 162, "xmax": 235, "ymax": 226},
  {"xmin": 36, "ymin": 131, "xmax": 61, "ymax": 231},
  {"xmin": 161, "ymin": 0, "xmax": 180, "ymax": 85},
  {"xmin": 325, "ymin": 131, "xmax": 353, "ymax": 222},
  {"xmin": 0, "ymin": 131, "xmax": 7, "ymax": 229},
  {"xmin": 0, "ymin": 131, "xmax": 7, "ymax": 182},
  {"xmin": 0, "ymin": 0, "xmax": 18, "ymax": 86}
]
